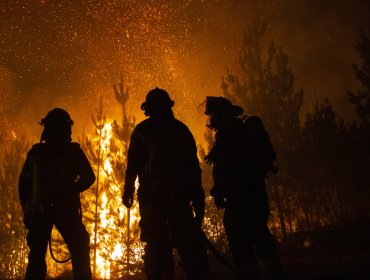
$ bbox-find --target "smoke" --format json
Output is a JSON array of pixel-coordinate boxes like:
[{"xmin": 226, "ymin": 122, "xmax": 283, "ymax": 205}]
[
  {"xmin": 270, "ymin": 0, "xmax": 370, "ymax": 119},
  {"xmin": 1, "ymin": 0, "xmax": 370, "ymax": 144}
]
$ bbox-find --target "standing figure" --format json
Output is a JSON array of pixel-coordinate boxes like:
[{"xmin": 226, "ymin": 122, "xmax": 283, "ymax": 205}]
[
  {"xmin": 19, "ymin": 108, "xmax": 95, "ymax": 280},
  {"xmin": 122, "ymin": 88, "xmax": 208, "ymax": 280},
  {"xmin": 202, "ymin": 96, "xmax": 284, "ymax": 280}
]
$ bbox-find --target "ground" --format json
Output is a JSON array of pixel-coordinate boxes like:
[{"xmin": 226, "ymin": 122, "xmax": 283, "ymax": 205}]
[{"xmin": 50, "ymin": 219, "xmax": 370, "ymax": 279}]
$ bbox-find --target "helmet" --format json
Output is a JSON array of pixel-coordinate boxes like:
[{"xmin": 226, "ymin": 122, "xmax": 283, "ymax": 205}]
[
  {"xmin": 40, "ymin": 108, "xmax": 74, "ymax": 127},
  {"xmin": 141, "ymin": 87, "xmax": 174, "ymax": 116},
  {"xmin": 203, "ymin": 96, "xmax": 243, "ymax": 116}
]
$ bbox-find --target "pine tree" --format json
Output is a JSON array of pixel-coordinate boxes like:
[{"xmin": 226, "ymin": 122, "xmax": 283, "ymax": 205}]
[
  {"xmin": 81, "ymin": 96, "xmax": 108, "ymax": 278},
  {"xmin": 346, "ymin": 28, "xmax": 370, "ymax": 217},
  {"xmin": 79, "ymin": 77, "xmax": 141, "ymax": 279},
  {"xmin": 299, "ymin": 99, "xmax": 343, "ymax": 230},
  {"xmin": 111, "ymin": 75, "xmax": 140, "ymax": 277},
  {"xmin": 0, "ymin": 136, "xmax": 29, "ymax": 278},
  {"xmin": 348, "ymin": 28, "xmax": 370, "ymax": 125}
]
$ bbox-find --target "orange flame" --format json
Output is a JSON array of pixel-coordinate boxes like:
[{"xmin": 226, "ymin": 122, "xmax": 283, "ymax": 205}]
[{"xmin": 89, "ymin": 121, "xmax": 143, "ymax": 279}]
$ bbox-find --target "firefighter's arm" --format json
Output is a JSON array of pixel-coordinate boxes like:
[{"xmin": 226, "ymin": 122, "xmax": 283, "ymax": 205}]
[
  {"xmin": 18, "ymin": 148, "xmax": 38, "ymax": 229},
  {"xmin": 210, "ymin": 186, "xmax": 226, "ymax": 210},
  {"xmin": 184, "ymin": 127, "xmax": 205, "ymax": 225},
  {"xmin": 210, "ymin": 133, "xmax": 227, "ymax": 209},
  {"xmin": 204, "ymin": 146, "xmax": 216, "ymax": 165},
  {"xmin": 122, "ymin": 129, "xmax": 142, "ymax": 208},
  {"xmin": 190, "ymin": 164, "xmax": 205, "ymax": 226},
  {"xmin": 192, "ymin": 185, "xmax": 205, "ymax": 227},
  {"xmin": 75, "ymin": 146, "xmax": 96, "ymax": 192},
  {"xmin": 18, "ymin": 150, "xmax": 33, "ymax": 210}
]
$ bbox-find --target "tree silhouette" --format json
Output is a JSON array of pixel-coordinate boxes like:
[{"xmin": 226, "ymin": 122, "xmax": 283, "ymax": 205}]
[
  {"xmin": 79, "ymin": 77, "xmax": 141, "ymax": 279},
  {"xmin": 346, "ymin": 28, "xmax": 370, "ymax": 217},
  {"xmin": 111, "ymin": 75, "xmax": 139, "ymax": 277},
  {"xmin": 81, "ymin": 96, "xmax": 108, "ymax": 278},
  {"xmin": 298, "ymin": 99, "xmax": 344, "ymax": 231},
  {"xmin": 348, "ymin": 28, "xmax": 370, "ymax": 125}
]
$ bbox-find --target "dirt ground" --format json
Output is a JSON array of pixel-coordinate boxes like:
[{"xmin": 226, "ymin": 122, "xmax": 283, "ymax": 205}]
[
  {"xmin": 50, "ymin": 220, "xmax": 370, "ymax": 280},
  {"xmin": 50, "ymin": 252, "xmax": 370, "ymax": 280}
]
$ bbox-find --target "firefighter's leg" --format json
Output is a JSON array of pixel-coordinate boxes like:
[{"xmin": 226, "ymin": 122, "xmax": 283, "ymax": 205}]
[
  {"xmin": 224, "ymin": 206, "xmax": 260, "ymax": 280},
  {"xmin": 161, "ymin": 248, "xmax": 175, "ymax": 280},
  {"xmin": 169, "ymin": 206, "xmax": 209, "ymax": 280},
  {"xmin": 55, "ymin": 209, "xmax": 92, "ymax": 280},
  {"xmin": 142, "ymin": 242, "xmax": 174, "ymax": 280},
  {"xmin": 140, "ymin": 217, "xmax": 174, "ymax": 280},
  {"xmin": 252, "ymin": 219, "xmax": 285, "ymax": 280},
  {"xmin": 25, "ymin": 219, "xmax": 52, "ymax": 280}
]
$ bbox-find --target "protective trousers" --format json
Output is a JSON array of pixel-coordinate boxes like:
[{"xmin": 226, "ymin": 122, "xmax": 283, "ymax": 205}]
[
  {"xmin": 223, "ymin": 186, "xmax": 285, "ymax": 280},
  {"xmin": 139, "ymin": 195, "xmax": 208, "ymax": 280},
  {"xmin": 25, "ymin": 206, "xmax": 91, "ymax": 280}
]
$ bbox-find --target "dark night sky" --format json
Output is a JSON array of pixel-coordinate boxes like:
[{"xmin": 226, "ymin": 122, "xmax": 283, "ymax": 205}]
[{"xmin": 1, "ymin": 0, "xmax": 370, "ymax": 144}]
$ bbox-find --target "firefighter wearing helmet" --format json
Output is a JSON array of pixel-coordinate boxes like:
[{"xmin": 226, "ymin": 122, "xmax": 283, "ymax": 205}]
[
  {"xmin": 202, "ymin": 96, "xmax": 285, "ymax": 280},
  {"xmin": 18, "ymin": 108, "xmax": 95, "ymax": 280},
  {"xmin": 122, "ymin": 88, "xmax": 208, "ymax": 279}
]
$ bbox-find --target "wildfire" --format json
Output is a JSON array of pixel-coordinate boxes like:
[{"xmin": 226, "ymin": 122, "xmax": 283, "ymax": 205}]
[
  {"xmin": 87, "ymin": 121, "xmax": 143, "ymax": 279},
  {"xmin": 4, "ymin": 116, "xmax": 223, "ymax": 279}
]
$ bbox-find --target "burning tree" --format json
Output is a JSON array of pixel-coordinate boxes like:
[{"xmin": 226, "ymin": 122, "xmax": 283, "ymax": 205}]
[
  {"xmin": 80, "ymin": 76, "xmax": 143, "ymax": 279},
  {"xmin": 0, "ymin": 77, "xmax": 144, "ymax": 279},
  {"xmin": 0, "ymin": 77, "xmax": 231, "ymax": 278},
  {"xmin": 0, "ymin": 135, "xmax": 29, "ymax": 279}
]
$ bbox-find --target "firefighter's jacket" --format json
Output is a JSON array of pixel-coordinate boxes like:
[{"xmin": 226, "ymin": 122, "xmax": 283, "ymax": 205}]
[
  {"xmin": 18, "ymin": 142, "xmax": 95, "ymax": 212},
  {"xmin": 210, "ymin": 118, "xmax": 270, "ymax": 207},
  {"xmin": 124, "ymin": 115, "xmax": 204, "ymax": 207}
]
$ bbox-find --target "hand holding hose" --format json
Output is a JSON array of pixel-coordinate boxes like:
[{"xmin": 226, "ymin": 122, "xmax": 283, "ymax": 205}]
[{"xmin": 122, "ymin": 191, "xmax": 134, "ymax": 208}]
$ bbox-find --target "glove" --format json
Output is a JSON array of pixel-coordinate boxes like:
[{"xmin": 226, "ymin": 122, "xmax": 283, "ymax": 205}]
[
  {"xmin": 204, "ymin": 148, "xmax": 216, "ymax": 165},
  {"xmin": 210, "ymin": 187, "xmax": 226, "ymax": 210},
  {"xmin": 213, "ymin": 195, "xmax": 226, "ymax": 210},
  {"xmin": 192, "ymin": 186, "xmax": 205, "ymax": 227},
  {"xmin": 122, "ymin": 191, "xmax": 134, "ymax": 208}
]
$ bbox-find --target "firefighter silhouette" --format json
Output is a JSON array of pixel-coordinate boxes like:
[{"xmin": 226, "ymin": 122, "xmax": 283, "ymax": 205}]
[
  {"xmin": 122, "ymin": 88, "xmax": 208, "ymax": 280},
  {"xmin": 202, "ymin": 96, "xmax": 285, "ymax": 280},
  {"xmin": 18, "ymin": 108, "xmax": 95, "ymax": 280}
]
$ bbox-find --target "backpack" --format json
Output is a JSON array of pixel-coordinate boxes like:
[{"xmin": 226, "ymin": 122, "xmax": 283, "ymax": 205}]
[{"xmin": 242, "ymin": 115, "xmax": 278, "ymax": 178}]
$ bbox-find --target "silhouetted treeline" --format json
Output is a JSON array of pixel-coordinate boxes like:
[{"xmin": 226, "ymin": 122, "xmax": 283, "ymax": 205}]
[{"xmin": 219, "ymin": 19, "xmax": 370, "ymax": 240}]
